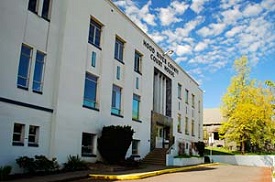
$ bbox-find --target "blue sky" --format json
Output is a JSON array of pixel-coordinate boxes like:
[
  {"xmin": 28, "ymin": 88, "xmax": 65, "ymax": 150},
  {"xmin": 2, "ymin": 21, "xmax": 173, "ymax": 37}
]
[{"xmin": 113, "ymin": 0, "xmax": 275, "ymax": 108}]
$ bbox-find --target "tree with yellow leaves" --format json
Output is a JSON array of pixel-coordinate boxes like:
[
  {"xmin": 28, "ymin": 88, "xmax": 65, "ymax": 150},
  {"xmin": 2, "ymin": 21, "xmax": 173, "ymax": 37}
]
[{"xmin": 219, "ymin": 57, "xmax": 275, "ymax": 154}]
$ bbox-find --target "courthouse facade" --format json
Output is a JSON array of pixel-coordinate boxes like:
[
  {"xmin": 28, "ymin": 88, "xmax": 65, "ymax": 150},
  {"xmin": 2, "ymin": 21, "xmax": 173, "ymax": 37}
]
[{"xmin": 0, "ymin": 0, "xmax": 203, "ymax": 171}]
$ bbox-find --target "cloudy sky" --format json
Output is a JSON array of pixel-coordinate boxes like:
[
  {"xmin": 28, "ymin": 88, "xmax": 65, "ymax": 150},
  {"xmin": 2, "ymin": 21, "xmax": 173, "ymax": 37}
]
[{"xmin": 113, "ymin": 0, "xmax": 275, "ymax": 108}]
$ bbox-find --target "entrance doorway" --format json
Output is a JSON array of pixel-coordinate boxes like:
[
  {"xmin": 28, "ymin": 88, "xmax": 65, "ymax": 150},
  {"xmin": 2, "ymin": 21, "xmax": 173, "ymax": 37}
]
[{"xmin": 155, "ymin": 126, "xmax": 169, "ymax": 148}]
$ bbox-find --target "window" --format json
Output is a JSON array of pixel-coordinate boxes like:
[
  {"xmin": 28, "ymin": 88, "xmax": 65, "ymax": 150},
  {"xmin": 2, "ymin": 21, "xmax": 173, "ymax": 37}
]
[
  {"xmin": 41, "ymin": 0, "xmax": 51, "ymax": 20},
  {"xmin": 177, "ymin": 114, "xmax": 182, "ymax": 133},
  {"xmin": 17, "ymin": 44, "xmax": 33, "ymax": 89},
  {"xmin": 191, "ymin": 120, "xmax": 195, "ymax": 136},
  {"xmin": 178, "ymin": 84, "xmax": 182, "ymax": 99},
  {"xmin": 83, "ymin": 73, "xmax": 98, "ymax": 109},
  {"xmin": 114, "ymin": 37, "xmax": 124, "ymax": 62},
  {"xmin": 28, "ymin": 0, "xmax": 38, "ymax": 14},
  {"xmin": 88, "ymin": 18, "xmax": 102, "ymax": 47},
  {"xmin": 198, "ymin": 124, "xmax": 201, "ymax": 139},
  {"xmin": 81, "ymin": 133, "xmax": 96, "ymax": 157},
  {"xmin": 135, "ymin": 77, "xmax": 139, "ymax": 89},
  {"xmin": 111, "ymin": 85, "xmax": 122, "ymax": 115},
  {"xmin": 134, "ymin": 51, "xmax": 142, "ymax": 73},
  {"xmin": 132, "ymin": 140, "xmax": 140, "ymax": 155},
  {"xmin": 28, "ymin": 125, "xmax": 39, "ymax": 147},
  {"xmin": 32, "ymin": 51, "xmax": 46, "ymax": 93},
  {"xmin": 12, "ymin": 123, "xmax": 25, "ymax": 146},
  {"xmin": 116, "ymin": 66, "xmax": 120, "ymax": 80},
  {"xmin": 192, "ymin": 94, "xmax": 195, "ymax": 108},
  {"xmin": 132, "ymin": 94, "xmax": 140, "ymax": 120},
  {"xmin": 185, "ymin": 117, "xmax": 189, "ymax": 135},
  {"xmin": 28, "ymin": 0, "xmax": 52, "ymax": 20},
  {"xmin": 91, "ymin": 51, "xmax": 96, "ymax": 67},
  {"xmin": 185, "ymin": 89, "xmax": 189, "ymax": 104}
]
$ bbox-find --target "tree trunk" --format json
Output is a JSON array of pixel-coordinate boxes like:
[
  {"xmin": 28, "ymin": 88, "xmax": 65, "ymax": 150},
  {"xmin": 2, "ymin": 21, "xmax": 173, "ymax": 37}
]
[{"xmin": 241, "ymin": 141, "xmax": 245, "ymax": 154}]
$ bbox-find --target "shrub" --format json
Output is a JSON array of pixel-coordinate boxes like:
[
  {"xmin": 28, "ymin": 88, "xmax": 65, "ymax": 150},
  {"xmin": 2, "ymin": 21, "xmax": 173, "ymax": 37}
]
[
  {"xmin": 0, "ymin": 165, "xmax": 12, "ymax": 181},
  {"xmin": 63, "ymin": 155, "xmax": 87, "ymax": 171},
  {"xmin": 16, "ymin": 155, "xmax": 59, "ymax": 174},
  {"xmin": 34, "ymin": 155, "xmax": 59, "ymax": 173},
  {"xmin": 195, "ymin": 141, "xmax": 205, "ymax": 157},
  {"xmin": 16, "ymin": 156, "xmax": 36, "ymax": 173},
  {"xmin": 98, "ymin": 125, "xmax": 134, "ymax": 164}
]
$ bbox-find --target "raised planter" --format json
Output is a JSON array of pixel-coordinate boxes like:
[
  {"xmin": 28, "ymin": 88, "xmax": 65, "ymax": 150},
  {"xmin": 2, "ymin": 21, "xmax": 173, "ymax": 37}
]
[{"xmin": 167, "ymin": 156, "xmax": 204, "ymax": 166}]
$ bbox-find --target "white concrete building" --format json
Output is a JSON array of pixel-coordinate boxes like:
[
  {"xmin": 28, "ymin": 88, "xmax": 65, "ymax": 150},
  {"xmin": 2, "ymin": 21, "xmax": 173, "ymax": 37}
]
[{"xmin": 0, "ymin": 0, "xmax": 203, "ymax": 171}]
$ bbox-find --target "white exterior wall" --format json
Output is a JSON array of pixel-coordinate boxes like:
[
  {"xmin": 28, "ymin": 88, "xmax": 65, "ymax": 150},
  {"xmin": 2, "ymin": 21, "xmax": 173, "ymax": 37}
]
[{"xmin": 0, "ymin": 0, "xmax": 203, "ymax": 171}]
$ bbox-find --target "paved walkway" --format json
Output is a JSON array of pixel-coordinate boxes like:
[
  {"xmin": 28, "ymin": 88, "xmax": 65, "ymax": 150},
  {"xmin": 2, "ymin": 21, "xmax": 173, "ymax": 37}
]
[{"xmin": 8, "ymin": 163, "xmax": 272, "ymax": 182}]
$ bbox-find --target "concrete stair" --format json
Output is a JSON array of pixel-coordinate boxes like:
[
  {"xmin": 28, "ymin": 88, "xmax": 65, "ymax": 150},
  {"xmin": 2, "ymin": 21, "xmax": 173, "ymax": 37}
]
[{"xmin": 142, "ymin": 148, "xmax": 168, "ymax": 166}]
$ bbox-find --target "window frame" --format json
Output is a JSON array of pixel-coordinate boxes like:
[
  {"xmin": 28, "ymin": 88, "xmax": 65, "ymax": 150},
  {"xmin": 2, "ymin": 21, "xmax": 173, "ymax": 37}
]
[
  {"xmin": 185, "ymin": 117, "xmax": 189, "ymax": 135},
  {"xmin": 178, "ymin": 84, "xmax": 182, "ymax": 99},
  {"xmin": 177, "ymin": 114, "xmax": 182, "ymax": 133},
  {"xmin": 191, "ymin": 94, "xmax": 195, "ymax": 108},
  {"xmin": 185, "ymin": 89, "xmax": 189, "ymax": 104},
  {"xmin": 132, "ymin": 94, "xmax": 141, "ymax": 121},
  {"xmin": 17, "ymin": 44, "xmax": 33, "ymax": 90},
  {"xmin": 32, "ymin": 51, "xmax": 46, "ymax": 93},
  {"xmin": 28, "ymin": 125, "xmax": 39, "ymax": 147},
  {"xmin": 83, "ymin": 73, "xmax": 99, "ymax": 110},
  {"xmin": 191, "ymin": 120, "xmax": 195, "ymax": 137},
  {"xmin": 41, "ymin": 0, "xmax": 52, "ymax": 21},
  {"xmin": 81, "ymin": 133, "xmax": 96, "ymax": 157},
  {"xmin": 28, "ymin": 0, "xmax": 38, "ymax": 14},
  {"xmin": 114, "ymin": 37, "xmax": 124, "ymax": 63},
  {"xmin": 132, "ymin": 139, "xmax": 140, "ymax": 155},
  {"xmin": 111, "ymin": 85, "xmax": 122, "ymax": 116},
  {"xmin": 88, "ymin": 18, "xmax": 102, "ymax": 48},
  {"xmin": 134, "ymin": 51, "xmax": 142, "ymax": 74},
  {"xmin": 12, "ymin": 123, "xmax": 25, "ymax": 146}
]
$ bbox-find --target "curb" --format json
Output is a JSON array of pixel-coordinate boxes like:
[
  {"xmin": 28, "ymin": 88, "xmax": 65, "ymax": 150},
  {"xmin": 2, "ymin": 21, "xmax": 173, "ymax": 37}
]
[{"xmin": 89, "ymin": 163, "xmax": 219, "ymax": 180}]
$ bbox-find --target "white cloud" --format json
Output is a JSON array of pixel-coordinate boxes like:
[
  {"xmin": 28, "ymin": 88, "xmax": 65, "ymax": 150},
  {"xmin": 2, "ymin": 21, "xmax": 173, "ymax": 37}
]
[
  {"xmin": 114, "ymin": 0, "xmax": 156, "ymax": 32},
  {"xmin": 158, "ymin": 1, "xmax": 188, "ymax": 26},
  {"xmin": 197, "ymin": 23, "xmax": 226, "ymax": 37},
  {"xmin": 175, "ymin": 57, "xmax": 188, "ymax": 64},
  {"xmin": 190, "ymin": 0, "xmax": 207, "ymax": 14},
  {"xmin": 221, "ymin": 6, "xmax": 242, "ymax": 25},
  {"xmin": 243, "ymin": 3, "xmax": 263, "ymax": 17},
  {"xmin": 225, "ymin": 25, "xmax": 244, "ymax": 38},
  {"xmin": 175, "ymin": 44, "xmax": 192, "ymax": 56},
  {"xmin": 194, "ymin": 41, "xmax": 208, "ymax": 52},
  {"xmin": 149, "ymin": 32, "xmax": 166, "ymax": 43}
]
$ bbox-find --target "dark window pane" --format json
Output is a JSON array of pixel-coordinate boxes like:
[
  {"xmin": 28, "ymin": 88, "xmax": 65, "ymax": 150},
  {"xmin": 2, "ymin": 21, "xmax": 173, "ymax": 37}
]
[
  {"xmin": 42, "ymin": 0, "xmax": 51, "ymax": 20},
  {"xmin": 28, "ymin": 0, "xmax": 37, "ymax": 13}
]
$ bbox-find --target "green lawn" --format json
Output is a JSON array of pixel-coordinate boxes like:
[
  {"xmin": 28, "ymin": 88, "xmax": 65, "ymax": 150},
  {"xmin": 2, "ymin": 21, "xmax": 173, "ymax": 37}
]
[{"xmin": 204, "ymin": 147, "xmax": 275, "ymax": 155}]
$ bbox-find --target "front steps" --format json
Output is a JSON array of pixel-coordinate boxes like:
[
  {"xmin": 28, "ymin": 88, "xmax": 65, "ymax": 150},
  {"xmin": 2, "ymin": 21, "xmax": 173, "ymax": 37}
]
[{"xmin": 142, "ymin": 148, "xmax": 168, "ymax": 166}]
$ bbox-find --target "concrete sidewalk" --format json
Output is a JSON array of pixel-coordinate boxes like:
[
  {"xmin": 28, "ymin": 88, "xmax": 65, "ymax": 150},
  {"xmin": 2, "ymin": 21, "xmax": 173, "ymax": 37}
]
[{"xmin": 8, "ymin": 163, "xmax": 218, "ymax": 182}]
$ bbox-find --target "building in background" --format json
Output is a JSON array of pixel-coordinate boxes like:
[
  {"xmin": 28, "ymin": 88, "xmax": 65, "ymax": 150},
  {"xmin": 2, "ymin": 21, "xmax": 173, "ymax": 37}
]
[
  {"xmin": 0, "ymin": 0, "xmax": 203, "ymax": 171},
  {"xmin": 203, "ymin": 108, "xmax": 237, "ymax": 150}
]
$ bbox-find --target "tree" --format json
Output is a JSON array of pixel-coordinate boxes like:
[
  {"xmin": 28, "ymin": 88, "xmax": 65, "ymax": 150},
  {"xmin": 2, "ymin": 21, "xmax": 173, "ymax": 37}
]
[
  {"xmin": 97, "ymin": 125, "xmax": 134, "ymax": 164},
  {"xmin": 219, "ymin": 57, "xmax": 275, "ymax": 154}
]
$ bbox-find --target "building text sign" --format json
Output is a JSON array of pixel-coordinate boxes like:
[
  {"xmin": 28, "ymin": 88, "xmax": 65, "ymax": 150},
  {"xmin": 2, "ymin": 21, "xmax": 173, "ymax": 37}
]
[{"xmin": 143, "ymin": 40, "xmax": 179, "ymax": 77}]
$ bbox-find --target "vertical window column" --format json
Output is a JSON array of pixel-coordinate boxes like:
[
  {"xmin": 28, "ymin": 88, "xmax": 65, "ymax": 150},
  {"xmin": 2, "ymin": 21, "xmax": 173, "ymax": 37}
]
[
  {"xmin": 88, "ymin": 18, "xmax": 102, "ymax": 48},
  {"xmin": 132, "ymin": 94, "xmax": 140, "ymax": 121},
  {"xmin": 32, "ymin": 51, "xmax": 46, "ymax": 93},
  {"xmin": 111, "ymin": 85, "xmax": 122, "ymax": 116},
  {"xmin": 17, "ymin": 44, "xmax": 33, "ymax": 89},
  {"xmin": 83, "ymin": 73, "xmax": 98, "ymax": 110},
  {"xmin": 114, "ymin": 37, "xmax": 124, "ymax": 62}
]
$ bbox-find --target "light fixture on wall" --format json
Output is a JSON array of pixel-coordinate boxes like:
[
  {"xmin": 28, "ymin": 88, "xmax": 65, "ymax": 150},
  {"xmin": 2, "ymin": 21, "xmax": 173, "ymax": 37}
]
[{"xmin": 163, "ymin": 50, "xmax": 174, "ymax": 56}]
